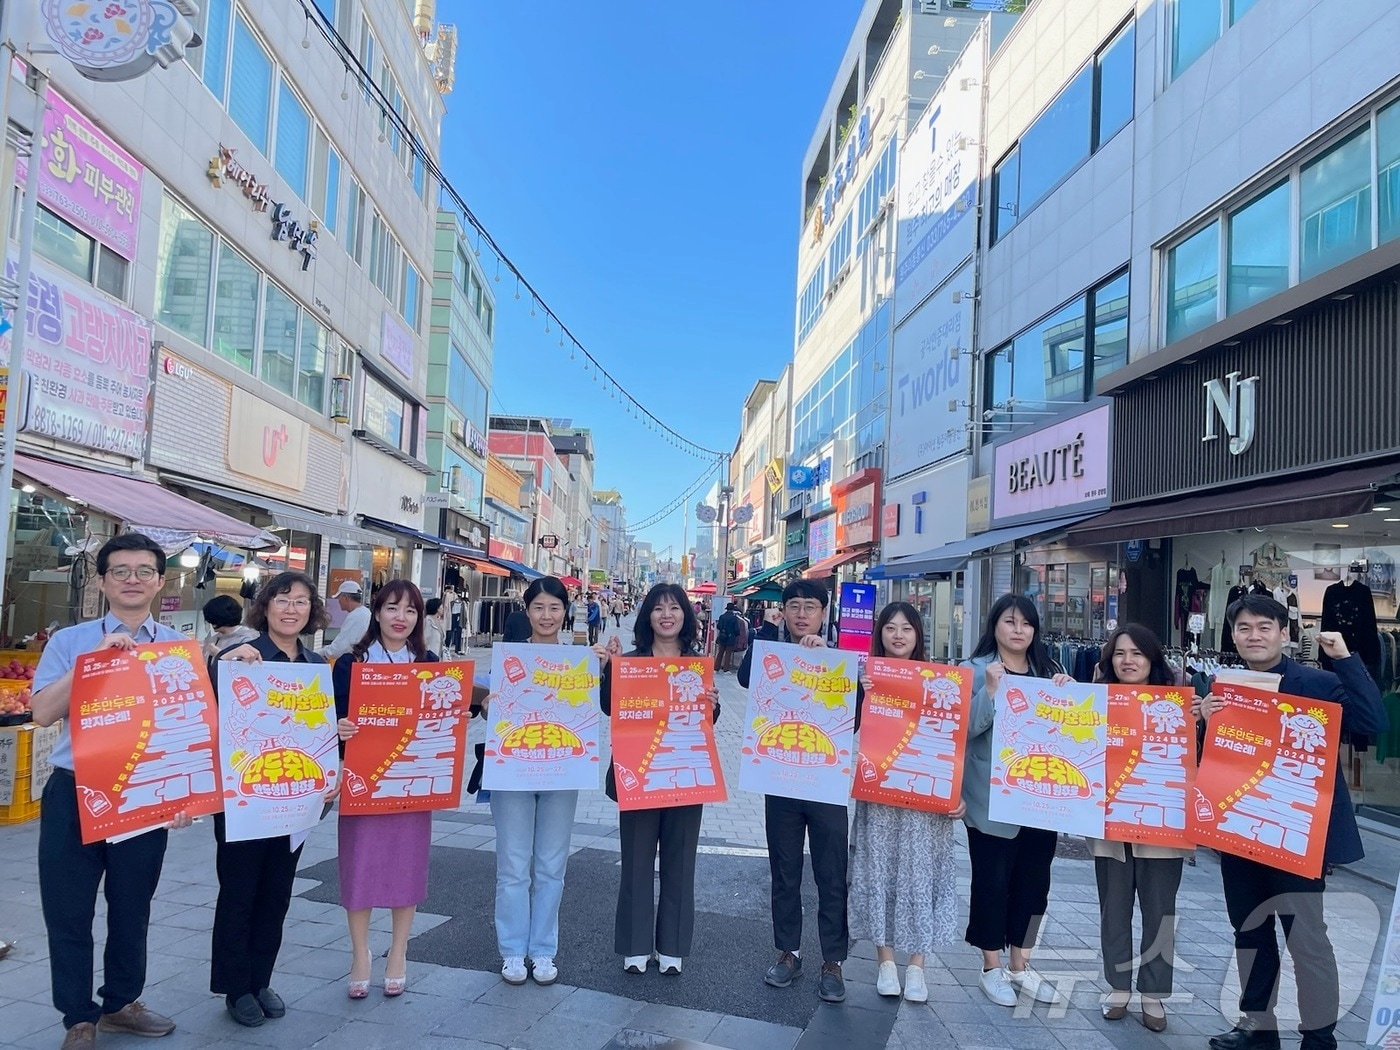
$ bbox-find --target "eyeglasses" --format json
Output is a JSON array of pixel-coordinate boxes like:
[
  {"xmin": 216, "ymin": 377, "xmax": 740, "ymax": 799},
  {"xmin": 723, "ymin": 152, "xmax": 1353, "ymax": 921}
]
[
  {"xmin": 784, "ymin": 601, "xmax": 824, "ymax": 614},
  {"xmin": 104, "ymin": 566, "xmax": 159, "ymax": 582},
  {"xmin": 271, "ymin": 597, "xmax": 312, "ymax": 611}
]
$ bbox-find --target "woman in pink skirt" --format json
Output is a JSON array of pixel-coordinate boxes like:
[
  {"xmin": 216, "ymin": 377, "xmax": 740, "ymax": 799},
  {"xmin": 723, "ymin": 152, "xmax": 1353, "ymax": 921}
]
[{"xmin": 334, "ymin": 580, "xmax": 437, "ymax": 999}]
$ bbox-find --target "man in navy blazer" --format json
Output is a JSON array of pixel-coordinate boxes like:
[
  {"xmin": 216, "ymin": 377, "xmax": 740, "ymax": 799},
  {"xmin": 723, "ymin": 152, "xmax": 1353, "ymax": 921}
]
[{"xmin": 1198, "ymin": 594, "xmax": 1386, "ymax": 1050}]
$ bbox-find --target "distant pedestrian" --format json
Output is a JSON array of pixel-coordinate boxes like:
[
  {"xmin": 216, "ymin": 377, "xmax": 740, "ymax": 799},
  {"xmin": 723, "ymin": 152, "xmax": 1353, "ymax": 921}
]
[
  {"xmin": 447, "ymin": 588, "xmax": 466, "ymax": 652},
  {"xmin": 586, "ymin": 594, "xmax": 603, "ymax": 646},
  {"xmin": 714, "ymin": 602, "xmax": 742, "ymax": 672},
  {"xmin": 317, "ymin": 580, "xmax": 370, "ymax": 661},
  {"xmin": 423, "ymin": 596, "xmax": 446, "ymax": 657},
  {"xmin": 611, "ymin": 595, "xmax": 625, "ymax": 628},
  {"xmin": 201, "ymin": 593, "xmax": 257, "ymax": 662}
]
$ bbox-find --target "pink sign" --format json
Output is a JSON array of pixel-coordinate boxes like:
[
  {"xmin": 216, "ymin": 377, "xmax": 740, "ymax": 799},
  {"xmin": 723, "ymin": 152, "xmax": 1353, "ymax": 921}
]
[
  {"xmin": 381, "ymin": 312, "xmax": 414, "ymax": 380},
  {"xmin": 1, "ymin": 258, "xmax": 153, "ymax": 458},
  {"xmin": 992, "ymin": 405, "xmax": 1111, "ymax": 522},
  {"xmin": 16, "ymin": 85, "xmax": 143, "ymax": 260}
]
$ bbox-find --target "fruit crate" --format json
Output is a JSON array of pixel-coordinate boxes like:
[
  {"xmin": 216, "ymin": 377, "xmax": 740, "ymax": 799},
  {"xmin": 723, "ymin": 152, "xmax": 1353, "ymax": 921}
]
[
  {"xmin": 0, "ymin": 678, "xmax": 33, "ymax": 727},
  {"xmin": 0, "ymin": 723, "xmax": 51, "ymax": 825}
]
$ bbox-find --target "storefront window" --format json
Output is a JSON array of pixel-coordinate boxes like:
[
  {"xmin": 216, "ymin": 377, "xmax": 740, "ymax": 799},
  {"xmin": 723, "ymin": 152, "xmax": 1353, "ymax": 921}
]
[
  {"xmin": 1300, "ymin": 125, "xmax": 1372, "ymax": 281},
  {"xmin": 1378, "ymin": 99, "xmax": 1400, "ymax": 244},
  {"xmin": 4, "ymin": 489, "xmax": 98, "ymax": 638},
  {"xmin": 298, "ymin": 317, "xmax": 328, "ymax": 412},
  {"xmin": 1228, "ymin": 181, "xmax": 1290, "ymax": 313},
  {"xmin": 259, "ymin": 282, "xmax": 297, "ymax": 395},
  {"xmin": 1166, "ymin": 220, "xmax": 1219, "ymax": 343},
  {"xmin": 156, "ymin": 196, "xmax": 215, "ymax": 346},
  {"xmin": 212, "ymin": 245, "xmax": 258, "ymax": 372}
]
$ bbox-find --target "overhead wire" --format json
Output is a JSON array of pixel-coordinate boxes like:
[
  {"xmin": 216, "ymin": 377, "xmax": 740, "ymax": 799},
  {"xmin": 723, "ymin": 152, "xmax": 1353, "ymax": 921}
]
[{"xmin": 628, "ymin": 459, "xmax": 724, "ymax": 533}]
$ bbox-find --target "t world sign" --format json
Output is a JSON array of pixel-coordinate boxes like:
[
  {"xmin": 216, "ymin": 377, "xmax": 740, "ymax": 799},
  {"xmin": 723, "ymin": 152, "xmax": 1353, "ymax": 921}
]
[{"xmin": 992, "ymin": 405, "xmax": 1111, "ymax": 523}]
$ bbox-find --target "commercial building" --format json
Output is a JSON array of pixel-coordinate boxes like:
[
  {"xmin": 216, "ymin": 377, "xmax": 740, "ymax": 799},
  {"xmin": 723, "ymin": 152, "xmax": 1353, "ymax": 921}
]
[
  {"xmin": 488, "ymin": 415, "xmax": 571, "ymax": 578},
  {"xmin": 550, "ymin": 424, "xmax": 596, "ymax": 588},
  {"xmin": 727, "ymin": 372, "xmax": 797, "ymax": 601},
  {"xmin": 591, "ymin": 490, "xmax": 629, "ymax": 588}
]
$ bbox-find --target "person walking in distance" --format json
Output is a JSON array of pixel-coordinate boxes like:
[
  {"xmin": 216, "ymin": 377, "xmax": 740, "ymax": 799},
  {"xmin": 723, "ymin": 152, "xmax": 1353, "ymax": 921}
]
[
  {"xmin": 714, "ymin": 602, "xmax": 742, "ymax": 673},
  {"xmin": 611, "ymin": 594, "xmax": 625, "ymax": 629},
  {"xmin": 31, "ymin": 534, "xmax": 195, "ymax": 1049},
  {"xmin": 586, "ymin": 593, "xmax": 603, "ymax": 646},
  {"xmin": 318, "ymin": 580, "xmax": 370, "ymax": 661}
]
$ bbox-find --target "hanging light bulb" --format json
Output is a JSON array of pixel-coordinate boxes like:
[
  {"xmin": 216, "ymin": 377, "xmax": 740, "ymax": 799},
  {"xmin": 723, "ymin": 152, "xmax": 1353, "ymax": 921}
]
[
  {"xmin": 474, "ymin": 230, "xmax": 481, "ymax": 258},
  {"xmin": 530, "ymin": 298, "xmax": 536, "ymax": 317},
  {"xmin": 302, "ymin": 11, "xmax": 311, "ymax": 47},
  {"xmin": 340, "ymin": 66, "xmax": 350, "ymax": 101},
  {"xmin": 569, "ymin": 347, "xmax": 575, "ymax": 360},
  {"xmin": 545, "ymin": 316, "xmax": 551, "ymax": 333},
  {"xmin": 494, "ymin": 257, "xmax": 500, "ymax": 283}
]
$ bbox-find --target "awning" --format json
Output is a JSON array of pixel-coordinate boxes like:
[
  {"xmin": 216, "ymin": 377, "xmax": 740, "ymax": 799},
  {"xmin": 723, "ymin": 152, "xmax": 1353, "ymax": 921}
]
[
  {"xmin": 737, "ymin": 583, "xmax": 785, "ymax": 602},
  {"xmin": 866, "ymin": 514, "xmax": 1092, "ymax": 580},
  {"xmin": 166, "ymin": 476, "xmax": 384, "ymax": 548},
  {"xmin": 558, "ymin": 575, "xmax": 582, "ymax": 588},
  {"xmin": 456, "ymin": 556, "xmax": 508, "ymax": 577},
  {"xmin": 1067, "ymin": 461, "xmax": 1400, "ymax": 546},
  {"xmin": 804, "ymin": 547, "xmax": 872, "ymax": 578},
  {"xmin": 358, "ymin": 515, "xmax": 481, "ymax": 559},
  {"xmin": 488, "ymin": 556, "xmax": 543, "ymax": 581},
  {"xmin": 15, "ymin": 455, "xmax": 280, "ymax": 550},
  {"xmin": 727, "ymin": 556, "xmax": 808, "ymax": 594}
]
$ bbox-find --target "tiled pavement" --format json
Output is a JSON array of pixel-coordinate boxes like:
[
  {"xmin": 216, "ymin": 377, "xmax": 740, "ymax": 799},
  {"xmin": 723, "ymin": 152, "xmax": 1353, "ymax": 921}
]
[{"xmin": 1, "ymin": 623, "xmax": 1397, "ymax": 1048}]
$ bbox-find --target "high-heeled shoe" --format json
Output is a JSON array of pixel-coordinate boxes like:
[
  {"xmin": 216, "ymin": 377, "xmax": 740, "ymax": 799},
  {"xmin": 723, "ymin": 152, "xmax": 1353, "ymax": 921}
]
[
  {"xmin": 347, "ymin": 950, "xmax": 371, "ymax": 1000},
  {"xmin": 383, "ymin": 969, "xmax": 407, "ymax": 997},
  {"xmin": 1140, "ymin": 997, "xmax": 1167, "ymax": 1032},
  {"xmin": 1101, "ymin": 991, "xmax": 1130, "ymax": 1020}
]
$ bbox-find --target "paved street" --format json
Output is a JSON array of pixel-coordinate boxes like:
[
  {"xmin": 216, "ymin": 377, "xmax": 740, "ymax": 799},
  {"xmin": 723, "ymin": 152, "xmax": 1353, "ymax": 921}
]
[{"xmin": 2, "ymin": 625, "xmax": 1397, "ymax": 1049}]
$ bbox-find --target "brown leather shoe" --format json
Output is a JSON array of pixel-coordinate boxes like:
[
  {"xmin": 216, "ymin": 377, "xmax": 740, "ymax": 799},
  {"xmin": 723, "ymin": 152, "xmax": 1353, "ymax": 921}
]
[
  {"xmin": 97, "ymin": 1001, "xmax": 176, "ymax": 1037},
  {"xmin": 60, "ymin": 1023, "xmax": 96, "ymax": 1049}
]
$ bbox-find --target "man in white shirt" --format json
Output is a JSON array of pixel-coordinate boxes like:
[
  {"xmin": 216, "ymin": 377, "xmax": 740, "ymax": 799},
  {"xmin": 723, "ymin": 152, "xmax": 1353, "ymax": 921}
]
[{"xmin": 316, "ymin": 580, "xmax": 370, "ymax": 660}]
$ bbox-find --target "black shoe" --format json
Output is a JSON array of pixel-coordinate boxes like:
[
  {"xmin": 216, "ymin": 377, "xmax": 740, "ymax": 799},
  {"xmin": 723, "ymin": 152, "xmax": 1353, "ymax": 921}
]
[
  {"xmin": 255, "ymin": 987, "xmax": 285, "ymax": 1018},
  {"xmin": 226, "ymin": 994, "xmax": 265, "ymax": 1028},
  {"xmin": 818, "ymin": 961, "xmax": 846, "ymax": 1003},
  {"xmin": 764, "ymin": 951, "xmax": 802, "ymax": 988},
  {"xmin": 1209, "ymin": 1017, "xmax": 1281, "ymax": 1050}
]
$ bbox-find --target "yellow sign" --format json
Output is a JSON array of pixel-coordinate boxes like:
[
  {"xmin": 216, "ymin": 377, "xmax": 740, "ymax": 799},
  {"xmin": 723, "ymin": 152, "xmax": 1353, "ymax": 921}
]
[{"xmin": 765, "ymin": 457, "xmax": 785, "ymax": 495}]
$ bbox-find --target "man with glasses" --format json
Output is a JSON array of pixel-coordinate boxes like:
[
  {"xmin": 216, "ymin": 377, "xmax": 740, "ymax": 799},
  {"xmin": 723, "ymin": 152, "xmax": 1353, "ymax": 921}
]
[
  {"xmin": 30, "ymin": 533, "xmax": 195, "ymax": 1050},
  {"xmin": 737, "ymin": 579, "xmax": 850, "ymax": 1004}
]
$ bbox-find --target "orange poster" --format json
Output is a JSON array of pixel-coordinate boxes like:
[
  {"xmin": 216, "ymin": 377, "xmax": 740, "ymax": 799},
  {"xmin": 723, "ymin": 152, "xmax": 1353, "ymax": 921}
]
[
  {"xmin": 1104, "ymin": 685, "xmax": 1197, "ymax": 849},
  {"xmin": 1189, "ymin": 683, "xmax": 1340, "ymax": 878},
  {"xmin": 610, "ymin": 656, "xmax": 727, "ymax": 811},
  {"xmin": 851, "ymin": 658, "xmax": 969, "ymax": 814},
  {"xmin": 69, "ymin": 642, "xmax": 222, "ymax": 844},
  {"xmin": 341, "ymin": 661, "xmax": 474, "ymax": 815}
]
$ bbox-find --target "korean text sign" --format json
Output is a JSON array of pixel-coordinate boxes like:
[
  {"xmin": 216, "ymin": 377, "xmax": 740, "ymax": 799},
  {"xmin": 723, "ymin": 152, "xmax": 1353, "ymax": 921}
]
[
  {"xmin": 69, "ymin": 642, "xmax": 221, "ymax": 844},
  {"xmin": 1189, "ymin": 683, "xmax": 1339, "ymax": 878},
  {"xmin": 836, "ymin": 583, "xmax": 877, "ymax": 653},
  {"xmin": 989, "ymin": 679, "xmax": 1108, "ymax": 837},
  {"xmin": 217, "ymin": 663, "xmax": 338, "ymax": 842},
  {"xmin": 341, "ymin": 661, "xmax": 474, "ymax": 815},
  {"xmin": 739, "ymin": 641, "xmax": 857, "ymax": 806},
  {"xmin": 852, "ymin": 658, "xmax": 969, "ymax": 813},
  {"xmin": 484, "ymin": 644, "xmax": 601, "ymax": 791},
  {"xmin": 610, "ymin": 657, "xmax": 727, "ymax": 811},
  {"xmin": 1104, "ymin": 685, "xmax": 1197, "ymax": 849}
]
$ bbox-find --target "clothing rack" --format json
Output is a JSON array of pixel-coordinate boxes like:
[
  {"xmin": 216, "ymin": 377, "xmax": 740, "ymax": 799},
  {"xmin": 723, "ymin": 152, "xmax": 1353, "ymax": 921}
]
[{"xmin": 1042, "ymin": 634, "xmax": 1107, "ymax": 683}]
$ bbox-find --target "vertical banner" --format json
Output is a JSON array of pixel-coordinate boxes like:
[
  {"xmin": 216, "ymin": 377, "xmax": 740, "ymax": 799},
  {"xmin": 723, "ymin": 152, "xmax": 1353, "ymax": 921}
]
[
  {"xmin": 738, "ymin": 641, "xmax": 857, "ymax": 805},
  {"xmin": 1104, "ymin": 685, "xmax": 1198, "ymax": 848},
  {"xmin": 484, "ymin": 644, "xmax": 601, "ymax": 791},
  {"xmin": 217, "ymin": 663, "xmax": 338, "ymax": 842},
  {"xmin": 341, "ymin": 661, "xmax": 474, "ymax": 815},
  {"xmin": 1189, "ymin": 684, "xmax": 1340, "ymax": 879},
  {"xmin": 69, "ymin": 642, "xmax": 222, "ymax": 843},
  {"xmin": 836, "ymin": 583, "xmax": 877, "ymax": 653},
  {"xmin": 852, "ymin": 658, "xmax": 969, "ymax": 813},
  {"xmin": 610, "ymin": 656, "xmax": 727, "ymax": 811},
  {"xmin": 1366, "ymin": 874, "xmax": 1400, "ymax": 1045},
  {"xmin": 989, "ymin": 679, "xmax": 1108, "ymax": 836}
]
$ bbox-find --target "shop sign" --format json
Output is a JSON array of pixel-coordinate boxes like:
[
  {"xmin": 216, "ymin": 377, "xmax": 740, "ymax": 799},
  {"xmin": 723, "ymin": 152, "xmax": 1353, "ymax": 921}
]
[
  {"xmin": 837, "ymin": 582, "xmax": 877, "ymax": 653},
  {"xmin": 834, "ymin": 468, "xmax": 881, "ymax": 549},
  {"xmin": 16, "ymin": 83, "xmax": 143, "ymax": 259},
  {"xmin": 1125, "ymin": 539, "xmax": 1144, "ymax": 563},
  {"xmin": 0, "ymin": 257, "xmax": 152, "ymax": 457},
  {"xmin": 226, "ymin": 387, "xmax": 309, "ymax": 492},
  {"xmin": 162, "ymin": 354, "xmax": 194, "ymax": 379},
  {"xmin": 809, "ymin": 515, "xmax": 836, "ymax": 564},
  {"xmin": 381, "ymin": 311, "xmax": 414, "ymax": 380},
  {"xmin": 465, "ymin": 420, "xmax": 488, "ymax": 458},
  {"xmin": 784, "ymin": 520, "xmax": 808, "ymax": 561},
  {"xmin": 750, "ymin": 551, "xmax": 766, "ymax": 574},
  {"xmin": 818, "ymin": 101, "xmax": 882, "ymax": 239},
  {"xmin": 538, "ymin": 534, "xmax": 560, "ymax": 549},
  {"xmin": 208, "ymin": 146, "xmax": 316, "ymax": 269},
  {"xmin": 765, "ymin": 457, "xmax": 785, "ymax": 494},
  {"xmin": 422, "ymin": 492, "xmax": 450, "ymax": 507},
  {"xmin": 1203, "ymin": 371, "xmax": 1260, "ymax": 456},
  {"xmin": 966, "ymin": 474, "xmax": 990, "ymax": 534},
  {"xmin": 489, "ymin": 537, "xmax": 524, "ymax": 562},
  {"xmin": 400, "ymin": 494, "xmax": 422, "ymax": 515},
  {"xmin": 22, "ymin": 1, "xmax": 198, "ymax": 82},
  {"xmin": 882, "ymin": 503, "xmax": 900, "ymax": 538},
  {"xmin": 992, "ymin": 405, "xmax": 1110, "ymax": 522}
]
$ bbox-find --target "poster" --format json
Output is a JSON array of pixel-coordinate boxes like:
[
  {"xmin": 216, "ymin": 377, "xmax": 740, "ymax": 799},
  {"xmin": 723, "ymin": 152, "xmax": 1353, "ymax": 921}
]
[
  {"xmin": 836, "ymin": 583, "xmax": 876, "ymax": 653},
  {"xmin": 1189, "ymin": 683, "xmax": 1340, "ymax": 879},
  {"xmin": 989, "ymin": 678, "xmax": 1108, "ymax": 837},
  {"xmin": 1366, "ymin": 876, "xmax": 1400, "ymax": 1045},
  {"xmin": 69, "ymin": 642, "xmax": 222, "ymax": 843},
  {"xmin": 738, "ymin": 641, "xmax": 857, "ymax": 806},
  {"xmin": 483, "ymin": 644, "xmax": 601, "ymax": 792},
  {"xmin": 341, "ymin": 661, "xmax": 474, "ymax": 815},
  {"xmin": 1104, "ymin": 685, "xmax": 1197, "ymax": 849},
  {"xmin": 852, "ymin": 658, "xmax": 969, "ymax": 813},
  {"xmin": 610, "ymin": 656, "xmax": 727, "ymax": 811},
  {"xmin": 217, "ymin": 662, "xmax": 339, "ymax": 842}
]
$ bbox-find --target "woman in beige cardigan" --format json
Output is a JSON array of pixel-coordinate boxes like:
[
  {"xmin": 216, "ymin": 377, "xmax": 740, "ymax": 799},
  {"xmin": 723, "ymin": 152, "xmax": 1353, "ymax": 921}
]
[{"xmin": 1088, "ymin": 624, "xmax": 1190, "ymax": 1034}]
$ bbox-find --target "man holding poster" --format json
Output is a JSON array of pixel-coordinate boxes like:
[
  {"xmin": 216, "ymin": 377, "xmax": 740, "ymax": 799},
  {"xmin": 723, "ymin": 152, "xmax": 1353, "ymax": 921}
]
[
  {"xmin": 30, "ymin": 534, "xmax": 191, "ymax": 1047},
  {"xmin": 1196, "ymin": 595, "xmax": 1386, "ymax": 1050}
]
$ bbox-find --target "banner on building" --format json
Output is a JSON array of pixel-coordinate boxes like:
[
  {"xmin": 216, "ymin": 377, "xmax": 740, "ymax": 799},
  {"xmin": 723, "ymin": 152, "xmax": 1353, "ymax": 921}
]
[
  {"xmin": 484, "ymin": 644, "xmax": 601, "ymax": 791},
  {"xmin": 341, "ymin": 661, "xmax": 474, "ymax": 815},
  {"xmin": 610, "ymin": 657, "xmax": 727, "ymax": 811},
  {"xmin": 738, "ymin": 641, "xmax": 857, "ymax": 805},
  {"xmin": 852, "ymin": 658, "xmax": 969, "ymax": 813},
  {"xmin": 989, "ymin": 678, "xmax": 1108, "ymax": 836},
  {"xmin": 69, "ymin": 642, "xmax": 222, "ymax": 843},
  {"xmin": 1104, "ymin": 685, "xmax": 1197, "ymax": 849},
  {"xmin": 1189, "ymin": 683, "xmax": 1339, "ymax": 879},
  {"xmin": 217, "ymin": 662, "xmax": 338, "ymax": 842}
]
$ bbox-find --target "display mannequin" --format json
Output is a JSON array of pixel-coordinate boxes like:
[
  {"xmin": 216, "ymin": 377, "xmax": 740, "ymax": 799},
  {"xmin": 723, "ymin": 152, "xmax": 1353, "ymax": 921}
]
[
  {"xmin": 1272, "ymin": 575, "xmax": 1302, "ymax": 652},
  {"xmin": 1208, "ymin": 557, "xmax": 1229, "ymax": 647},
  {"xmin": 1320, "ymin": 562, "xmax": 1380, "ymax": 674}
]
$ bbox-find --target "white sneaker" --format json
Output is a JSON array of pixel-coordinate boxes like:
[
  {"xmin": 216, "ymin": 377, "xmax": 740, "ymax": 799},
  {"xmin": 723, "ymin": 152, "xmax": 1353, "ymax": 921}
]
[
  {"xmin": 876, "ymin": 960, "xmax": 901, "ymax": 997},
  {"xmin": 623, "ymin": 955, "xmax": 648, "ymax": 974},
  {"xmin": 904, "ymin": 965, "xmax": 928, "ymax": 1003},
  {"xmin": 1006, "ymin": 965, "xmax": 1058, "ymax": 1004},
  {"xmin": 979, "ymin": 966, "xmax": 1017, "ymax": 1007},
  {"xmin": 657, "ymin": 954, "xmax": 682, "ymax": 975},
  {"xmin": 501, "ymin": 956, "xmax": 527, "ymax": 985},
  {"xmin": 531, "ymin": 956, "xmax": 558, "ymax": 985}
]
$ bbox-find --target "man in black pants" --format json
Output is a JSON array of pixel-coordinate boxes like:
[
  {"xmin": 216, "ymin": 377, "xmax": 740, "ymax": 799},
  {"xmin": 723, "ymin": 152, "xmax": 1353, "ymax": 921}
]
[
  {"xmin": 31, "ymin": 535, "xmax": 195, "ymax": 1050},
  {"xmin": 737, "ymin": 579, "xmax": 848, "ymax": 1003},
  {"xmin": 1198, "ymin": 595, "xmax": 1386, "ymax": 1050}
]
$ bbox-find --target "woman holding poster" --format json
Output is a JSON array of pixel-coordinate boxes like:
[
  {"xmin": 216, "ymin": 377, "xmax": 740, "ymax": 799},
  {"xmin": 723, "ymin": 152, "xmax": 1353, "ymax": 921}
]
[
  {"xmin": 210, "ymin": 572, "xmax": 332, "ymax": 1029},
  {"xmin": 333, "ymin": 580, "xmax": 437, "ymax": 999},
  {"xmin": 849, "ymin": 602, "xmax": 963, "ymax": 1005},
  {"xmin": 963, "ymin": 595, "xmax": 1072, "ymax": 1009},
  {"xmin": 1088, "ymin": 625, "xmax": 1187, "ymax": 1032},
  {"xmin": 599, "ymin": 583, "xmax": 720, "ymax": 976}
]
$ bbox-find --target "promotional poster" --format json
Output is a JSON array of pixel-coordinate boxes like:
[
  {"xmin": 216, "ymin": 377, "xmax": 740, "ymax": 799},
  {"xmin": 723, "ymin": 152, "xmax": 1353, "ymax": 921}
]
[
  {"xmin": 483, "ymin": 644, "xmax": 601, "ymax": 791},
  {"xmin": 610, "ymin": 656, "xmax": 727, "ymax": 810},
  {"xmin": 1103, "ymin": 685, "xmax": 1198, "ymax": 849}
]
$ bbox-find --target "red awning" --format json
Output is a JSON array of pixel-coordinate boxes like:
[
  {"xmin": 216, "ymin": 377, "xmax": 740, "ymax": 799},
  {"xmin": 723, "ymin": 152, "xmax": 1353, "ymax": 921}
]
[
  {"xmin": 804, "ymin": 547, "xmax": 872, "ymax": 578},
  {"xmin": 15, "ymin": 454, "xmax": 281, "ymax": 550},
  {"xmin": 456, "ymin": 556, "xmax": 508, "ymax": 577},
  {"xmin": 690, "ymin": 581, "xmax": 718, "ymax": 595},
  {"xmin": 557, "ymin": 575, "xmax": 582, "ymax": 588}
]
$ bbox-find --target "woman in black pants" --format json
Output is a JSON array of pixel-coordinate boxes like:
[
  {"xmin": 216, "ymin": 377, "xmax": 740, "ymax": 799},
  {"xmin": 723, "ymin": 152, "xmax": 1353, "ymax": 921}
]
[
  {"xmin": 600, "ymin": 583, "xmax": 720, "ymax": 975},
  {"xmin": 962, "ymin": 594, "xmax": 1073, "ymax": 1009}
]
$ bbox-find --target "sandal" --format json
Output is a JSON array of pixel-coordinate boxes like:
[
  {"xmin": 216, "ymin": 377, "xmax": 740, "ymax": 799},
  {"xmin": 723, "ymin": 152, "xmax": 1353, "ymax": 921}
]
[{"xmin": 347, "ymin": 949, "xmax": 371, "ymax": 1000}]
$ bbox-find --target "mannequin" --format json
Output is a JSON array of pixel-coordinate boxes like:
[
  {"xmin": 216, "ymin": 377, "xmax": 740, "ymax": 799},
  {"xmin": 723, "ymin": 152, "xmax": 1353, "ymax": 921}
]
[
  {"xmin": 1271, "ymin": 574, "xmax": 1302, "ymax": 652},
  {"xmin": 1207, "ymin": 556, "xmax": 1229, "ymax": 641},
  {"xmin": 1320, "ymin": 561, "xmax": 1380, "ymax": 674}
]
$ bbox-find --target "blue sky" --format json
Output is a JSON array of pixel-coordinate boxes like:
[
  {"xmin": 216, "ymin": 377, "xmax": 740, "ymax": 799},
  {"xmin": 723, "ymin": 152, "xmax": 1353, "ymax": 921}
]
[{"xmin": 438, "ymin": 1, "xmax": 858, "ymax": 563}]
